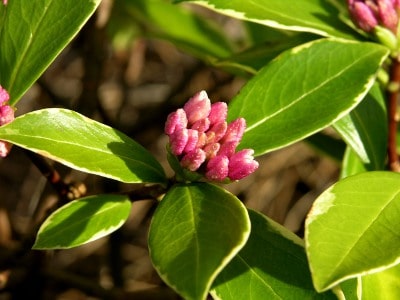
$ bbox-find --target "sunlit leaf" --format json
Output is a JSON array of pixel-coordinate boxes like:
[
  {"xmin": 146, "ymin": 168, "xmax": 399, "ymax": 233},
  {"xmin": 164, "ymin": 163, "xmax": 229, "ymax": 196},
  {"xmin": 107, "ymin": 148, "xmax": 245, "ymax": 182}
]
[
  {"xmin": 148, "ymin": 183, "xmax": 250, "ymax": 300},
  {"xmin": 0, "ymin": 109, "xmax": 167, "ymax": 184},
  {"xmin": 228, "ymin": 39, "xmax": 388, "ymax": 156},
  {"xmin": 0, "ymin": 0, "xmax": 101, "ymax": 104},
  {"xmin": 211, "ymin": 209, "xmax": 335, "ymax": 299},
  {"xmin": 305, "ymin": 171, "xmax": 400, "ymax": 292},
  {"xmin": 33, "ymin": 194, "xmax": 131, "ymax": 249}
]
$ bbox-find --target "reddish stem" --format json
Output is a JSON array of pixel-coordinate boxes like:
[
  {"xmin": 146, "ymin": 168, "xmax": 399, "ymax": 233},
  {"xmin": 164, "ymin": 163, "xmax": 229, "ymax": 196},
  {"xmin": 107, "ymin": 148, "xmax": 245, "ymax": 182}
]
[{"xmin": 387, "ymin": 57, "xmax": 400, "ymax": 172}]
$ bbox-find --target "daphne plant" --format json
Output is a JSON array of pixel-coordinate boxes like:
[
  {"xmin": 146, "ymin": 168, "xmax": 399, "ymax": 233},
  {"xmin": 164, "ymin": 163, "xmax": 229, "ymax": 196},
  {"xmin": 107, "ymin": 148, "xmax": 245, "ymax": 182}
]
[
  {"xmin": 1, "ymin": 0, "xmax": 400, "ymax": 299},
  {"xmin": 165, "ymin": 90, "xmax": 258, "ymax": 182}
]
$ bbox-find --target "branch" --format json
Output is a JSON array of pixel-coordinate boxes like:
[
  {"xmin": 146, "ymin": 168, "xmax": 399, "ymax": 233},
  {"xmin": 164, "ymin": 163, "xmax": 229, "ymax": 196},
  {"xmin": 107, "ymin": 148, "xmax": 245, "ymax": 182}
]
[{"xmin": 387, "ymin": 57, "xmax": 400, "ymax": 171}]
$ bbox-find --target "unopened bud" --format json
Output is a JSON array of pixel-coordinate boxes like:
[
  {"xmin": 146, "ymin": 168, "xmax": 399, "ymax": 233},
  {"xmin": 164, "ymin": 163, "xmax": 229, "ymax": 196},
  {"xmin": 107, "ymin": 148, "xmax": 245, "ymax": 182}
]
[
  {"xmin": 183, "ymin": 90, "xmax": 211, "ymax": 124},
  {"xmin": 205, "ymin": 155, "xmax": 229, "ymax": 181},
  {"xmin": 228, "ymin": 149, "xmax": 259, "ymax": 180}
]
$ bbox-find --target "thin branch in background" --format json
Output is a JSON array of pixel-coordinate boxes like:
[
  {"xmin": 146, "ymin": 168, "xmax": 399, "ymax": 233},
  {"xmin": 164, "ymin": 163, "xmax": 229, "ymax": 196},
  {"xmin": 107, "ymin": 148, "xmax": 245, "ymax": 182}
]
[{"xmin": 387, "ymin": 57, "xmax": 400, "ymax": 172}]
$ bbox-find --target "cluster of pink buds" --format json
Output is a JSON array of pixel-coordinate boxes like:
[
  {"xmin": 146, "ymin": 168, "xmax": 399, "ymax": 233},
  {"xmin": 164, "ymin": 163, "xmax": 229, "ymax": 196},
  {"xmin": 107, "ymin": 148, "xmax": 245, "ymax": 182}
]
[
  {"xmin": 0, "ymin": 86, "xmax": 14, "ymax": 157},
  {"xmin": 348, "ymin": 0, "xmax": 400, "ymax": 34},
  {"xmin": 165, "ymin": 91, "xmax": 258, "ymax": 181}
]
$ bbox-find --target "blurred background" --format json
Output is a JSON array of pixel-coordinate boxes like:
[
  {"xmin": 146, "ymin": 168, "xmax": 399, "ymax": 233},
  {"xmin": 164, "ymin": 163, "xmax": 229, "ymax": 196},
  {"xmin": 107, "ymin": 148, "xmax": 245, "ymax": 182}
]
[{"xmin": 0, "ymin": 0, "xmax": 340, "ymax": 299}]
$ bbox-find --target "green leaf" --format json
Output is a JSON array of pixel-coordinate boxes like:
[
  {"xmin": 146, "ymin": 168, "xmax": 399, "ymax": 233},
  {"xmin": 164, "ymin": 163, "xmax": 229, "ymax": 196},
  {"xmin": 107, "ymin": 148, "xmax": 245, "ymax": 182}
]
[
  {"xmin": 211, "ymin": 209, "xmax": 336, "ymax": 300},
  {"xmin": 334, "ymin": 83, "xmax": 387, "ymax": 169},
  {"xmin": 33, "ymin": 194, "xmax": 131, "ymax": 249},
  {"xmin": 174, "ymin": 0, "xmax": 358, "ymax": 39},
  {"xmin": 340, "ymin": 146, "xmax": 367, "ymax": 178},
  {"xmin": 0, "ymin": 109, "xmax": 166, "ymax": 184},
  {"xmin": 148, "ymin": 183, "xmax": 250, "ymax": 300},
  {"xmin": 217, "ymin": 31, "xmax": 317, "ymax": 75},
  {"xmin": 362, "ymin": 264, "xmax": 400, "ymax": 300},
  {"xmin": 0, "ymin": 0, "xmax": 101, "ymax": 105},
  {"xmin": 305, "ymin": 132, "xmax": 346, "ymax": 163},
  {"xmin": 120, "ymin": 0, "xmax": 233, "ymax": 61},
  {"xmin": 305, "ymin": 171, "xmax": 400, "ymax": 292},
  {"xmin": 228, "ymin": 39, "xmax": 389, "ymax": 156}
]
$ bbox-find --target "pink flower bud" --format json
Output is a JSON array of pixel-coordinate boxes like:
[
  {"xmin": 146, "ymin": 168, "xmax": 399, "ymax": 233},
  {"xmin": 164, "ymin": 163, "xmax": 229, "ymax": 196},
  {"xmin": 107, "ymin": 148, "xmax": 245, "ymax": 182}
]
[
  {"xmin": 204, "ymin": 142, "xmax": 220, "ymax": 159},
  {"xmin": 0, "ymin": 86, "xmax": 10, "ymax": 105},
  {"xmin": 205, "ymin": 155, "xmax": 229, "ymax": 181},
  {"xmin": 221, "ymin": 118, "xmax": 246, "ymax": 144},
  {"xmin": 191, "ymin": 118, "xmax": 210, "ymax": 132},
  {"xmin": 183, "ymin": 90, "xmax": 211, "ymax": 124},
  {"xmin": 208, "ymin": 102, "xmax": 227, "ymax": 125},
  {"xmin": 378, "ymin": 0, "xmax": 399, "ymax": 32},
  {"xmin": 180, "ymin": 149, "xmax": 206, "ymax": 171},
  {"xmin": 0, "ymin": 105, "xmax": 14, "ymax": 125},
  {"xmin": 348, "ymin": 0, "xmax": 400, "ymax": 33},
  {"xmin": 228, "ymin": 149, "xmax": 259, "ymax": 180},
  {"xmin": 218, "ymin": 141, "xmax": 238, "ymax": 157},
  {"xmin": 165, "ymin": 109, "xmax": 187, "ymax": 135},
  {"xmin": 170, "ymin": 129, "xmax": 188, "ymax": 156},
  {"xmin": 2, "ymin": 0, "xmax": 7, "ymax": 6},
  {"xmin": 207, "ymin": 121, "xmax": 227, "ymax": 144},
  {"xmin": 0, "ymin": 141, "xmax": 12, "ymax": 157},
  {"xmin": 183, "ymin": 129, "xmax": 199, "ymax": 153}
]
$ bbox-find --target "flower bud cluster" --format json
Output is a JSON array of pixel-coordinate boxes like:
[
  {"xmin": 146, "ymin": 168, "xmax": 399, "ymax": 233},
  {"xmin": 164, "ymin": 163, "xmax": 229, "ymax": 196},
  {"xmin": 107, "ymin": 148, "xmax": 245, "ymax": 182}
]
[
  {"xmin": 0, "ymin": 86, "xmax": 14, "ymax": 157},
  {"xmin": 348, "ymin": 0, "xmax": 400, "ymax": 34},
  {"xmin": 165, "ymin": 91, "xmax": 258, "ymax": 181}
]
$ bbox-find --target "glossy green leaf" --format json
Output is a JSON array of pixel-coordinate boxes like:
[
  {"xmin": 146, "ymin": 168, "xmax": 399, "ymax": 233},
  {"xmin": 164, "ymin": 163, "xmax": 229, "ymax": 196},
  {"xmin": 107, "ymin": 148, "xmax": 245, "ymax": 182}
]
[
  {"xmin": 0, "ymin": 0, "xmax": 101, "ymax": 105},
  {"xmin": 334, "ymin": 83, "xmax": 387, "ymax": 169},
  {"xmin": 362, "ymin": 264, "xmax": 400, "ymax": 300},
  {"xmin": 120, "ymin": 0, "xmax": 233, "ymax": 61},
  {"xmin": 340, "ymin": 147, "xmax": 367, "ymax": 179},
  {"xmin": 217, "ymin": 32, "xmax": 316, "ymax": 75},
  {"xmin": 33, "ymin": 194, "xmax": 131, "ymax": 249},
  {"xmin": 228, "ymin": 39, "xmax": 389, "ymax": 156},
  {"xmin": 306, "ymin": 132, "xmax": 346, "ymax": 163},
  {"xmin": 0, "ymin": 109, "xmax": 166, "ymax": 184},
  {"xmin": 148, "ymin": 183, "xmax": 250, "ymax": 300},
  {"xmin": 305, "ymin": 171, "xmax": 400, "ymax": 292},
  {"xmin": 174, "ymin": 0, "xmax": 358, "ymax": 39},
  {"xmin": 211, "ymin": 209, "xmax": 335, "ymax": 300}
]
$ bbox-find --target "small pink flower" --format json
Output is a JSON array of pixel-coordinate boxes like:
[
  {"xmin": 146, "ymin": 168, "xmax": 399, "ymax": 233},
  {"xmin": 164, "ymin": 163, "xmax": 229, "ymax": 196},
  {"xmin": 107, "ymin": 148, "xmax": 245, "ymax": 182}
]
[
  {"xmin": 221, "ymin": 118, "xmax": 246, "ymax": 145},
  {"xmin": 207, "ymin": 121, "xmax": 227, "ymax": 144},
  {"xmin": 348, "ymin": 0, "xmax": 400, "ymax": 33},
  {"xmin": 183, "ymin": 129, "xmax": 199, "ymax": 153},
  {"xmin": 0, "ymin": 86, "xmax": 10, "ymax": 105},
  {"xmin": 183, "ymin": 90, "xmax": 211, "ymax": 124},
  {"xmin": 0, "ymin": 105, "xmax": 14, "ymax": 125},
  {"xmin": 191, "ymin": 118, "xmax": 210, "ymax": 132},
  {"xmin": 206, "ymin": 155, "xmax": 229, "ymax": 181},
  {"xmin": 0, "ymin": 86, "xmax": 13, "ymax": 157},
  {"xmin": 165, "ymin": 109, "xmax": 187, "ymax": 135},
  {"xmin": 165, "ymin": 91, "xmax": 258, "ymax": 182},
  {"xmin": 208, "ymin": 102, "xmax": 227, "ymax": 125},
  {"xmin": 2, "ymin": 0, "xmax": 7, "ymax": 6},
  {"xmin": 180, "ymin": 149, "xmax": 206, "ymax": 171},
  {"xmin": 170, "ymin": 129, "xmax": 189, "ymax": 156},
  {"xmin": 228, "ymin": 149, "xmax": 259, "ymax": 180}
]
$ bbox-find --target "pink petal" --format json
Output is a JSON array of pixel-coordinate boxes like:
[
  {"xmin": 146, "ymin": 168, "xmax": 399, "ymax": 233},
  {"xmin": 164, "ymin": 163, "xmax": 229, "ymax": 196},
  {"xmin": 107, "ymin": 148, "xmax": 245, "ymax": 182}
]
[
  {"xmin": 170, "ymin": 129, "xmax": 188, "ymax": 156},
  {"xmin": 183, "ymin": 91, "xmax": 211, "ymax": 124},
  {"xmin": 208, "ymin": 102, "xmax": 227, "ymax": 125},
  {"xmin": 180, "ymin": 149, "xmax": 206, "ymax": 171},
  {"xmin": 205, "ymin": 155, "xmax": 229, "ymax": 181},
  {"xmin": 228, "ymin": 149, "xmax": 259, "ymax": 180},
  {"xmin": 221, "ymin": 118, "xmax": 246, "ymax": 144},
  {"xmin": 0, "ymin": 86, "xmax": 10, "ymax": 105},
  {"xmin": 165, "ymin": 109, "xmax": 187, "ymax": 135}
]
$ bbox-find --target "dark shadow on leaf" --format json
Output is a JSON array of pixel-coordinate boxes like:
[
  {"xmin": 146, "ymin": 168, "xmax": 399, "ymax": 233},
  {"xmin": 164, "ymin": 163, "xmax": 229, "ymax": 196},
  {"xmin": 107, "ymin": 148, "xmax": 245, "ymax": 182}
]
[{"xmin": 211, "ymin": 210, "xmax": 336, "ymax": 298}]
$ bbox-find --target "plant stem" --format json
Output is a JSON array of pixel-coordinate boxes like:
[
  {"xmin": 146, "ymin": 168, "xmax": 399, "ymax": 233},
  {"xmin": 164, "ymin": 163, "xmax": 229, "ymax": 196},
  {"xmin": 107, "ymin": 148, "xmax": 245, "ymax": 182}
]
[{"xmin": 387, "ymin": 57, "xmax": 400, "ymax": 171}]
